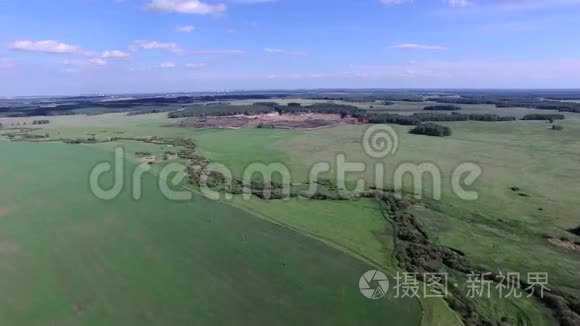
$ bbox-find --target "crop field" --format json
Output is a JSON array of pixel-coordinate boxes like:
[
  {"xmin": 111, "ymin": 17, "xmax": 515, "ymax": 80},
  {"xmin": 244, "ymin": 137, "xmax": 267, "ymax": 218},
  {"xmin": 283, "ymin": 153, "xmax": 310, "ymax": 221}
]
[
  {"xmin": 186, "ymin": 118, "xmax": 580, "ymax": 324},
  {"xmin": 0, "ymin": 140, "xmax": 422, "ymax": 326},
  {"xmin": 1, "ymin": 96, "xmax": 579, "ymax": 325}
]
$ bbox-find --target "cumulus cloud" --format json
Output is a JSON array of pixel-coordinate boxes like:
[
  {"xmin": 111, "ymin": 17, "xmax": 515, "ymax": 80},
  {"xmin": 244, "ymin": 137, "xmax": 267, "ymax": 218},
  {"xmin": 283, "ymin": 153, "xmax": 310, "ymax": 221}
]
[
  {"xmin": 176, "ymin": 25, "xmax": 196, "ymax": 32},
  {"xmin": 101, "ymin": 50, "xmax": 130, "ymax": 59},
  {"xmin": 130, "ymin": 40, "xmax": 183, "ymax": 54},
  {"xmin": 7, "ymin": 40, "xmax": 129, "ymax": 61},
  {"xmin": 264, "ymin": 48, "xmax": 309, "ymax": 56},
  {"xmin": 390, "ymin": 43, "xmax": 448, "ymax": 50},
  {"xmin": 8, "ymin": 40, "xmax": 81, "ymax": 54},
  {"xmin": 60, "ymin": 57, "xmax": 108, "ymax": 73},
  {"xmin": 146, "ymin": 0, "xmax": 226, "ymax": 15},
  {"xmin": 160, "ymin": 61, "xmax": 176, "ymax": 68}
]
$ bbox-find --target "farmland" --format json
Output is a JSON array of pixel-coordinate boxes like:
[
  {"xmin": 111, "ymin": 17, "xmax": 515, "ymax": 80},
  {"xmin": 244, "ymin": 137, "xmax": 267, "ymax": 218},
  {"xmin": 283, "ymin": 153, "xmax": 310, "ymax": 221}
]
[
  {"xmin": 0, "ymin": 140, "xmax": 421, "ymax": 326},
  {"xmin": 1, "ymin": 90, "xmax": 579, "ymax": 325}
]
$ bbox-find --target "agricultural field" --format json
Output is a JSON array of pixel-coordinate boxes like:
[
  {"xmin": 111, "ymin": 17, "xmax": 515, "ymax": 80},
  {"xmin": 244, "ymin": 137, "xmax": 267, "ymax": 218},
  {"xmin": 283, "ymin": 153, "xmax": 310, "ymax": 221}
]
[
  {"xmin": 0, "ymin": 139, "xmax": 421, "ymax": 326},
  {"xmin": 1, "ymin": 92, "xmax": 579, "ymax": 325}
]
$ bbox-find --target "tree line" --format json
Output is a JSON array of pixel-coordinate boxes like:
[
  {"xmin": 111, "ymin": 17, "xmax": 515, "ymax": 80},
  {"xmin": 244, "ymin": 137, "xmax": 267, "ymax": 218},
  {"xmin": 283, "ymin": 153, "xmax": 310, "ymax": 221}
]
[
  {"xmin": 367, "ymin": 112, "xmax": 516, "ymax": 125},
  {"xmin": 168, "ymin": 103, "xmax": 366, "ymax": 119},
  {"xmin": 522, "ymin": 114, "xmax": 565, "ymax": 121},
  {"xmin": 424, "ymin": 105, "xmax": 462, "ymax": 111}
]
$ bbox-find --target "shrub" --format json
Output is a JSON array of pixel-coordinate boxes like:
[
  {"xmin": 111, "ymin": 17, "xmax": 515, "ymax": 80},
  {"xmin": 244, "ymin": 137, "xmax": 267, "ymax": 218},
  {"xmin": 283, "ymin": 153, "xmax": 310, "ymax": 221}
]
[
  {"xmin": 410, "ymin": 123, "xmax": 452, "ymax": 137},
  {"xmin": 522, "ymin": 114, "xmax": 565, "ymax": 121},
  {"xmin": 32, "ymin": 119, "xmax": 50, "ymax": 125},
  {"xmin": 256, "ymin": 122, "xmax": 274, "ymax": 129},
  {"xmin": 424, "ymin": 105, "xmax": 462, "ymax": 111}
]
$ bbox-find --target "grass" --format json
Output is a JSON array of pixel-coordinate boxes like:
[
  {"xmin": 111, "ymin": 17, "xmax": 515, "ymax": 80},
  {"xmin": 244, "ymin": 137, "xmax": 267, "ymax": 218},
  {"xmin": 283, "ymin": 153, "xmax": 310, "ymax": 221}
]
[
  {"xmin": 193, "ymin": 128, "xmax": 295, "ymax": 177},
  {"xmin": 232, "ymin": 198, "xmax": 396, "ymax": 271},
  {"xmin": 268, "ymin": 119, "xmax": 580, "ymax": 323},
  {"xmin": 3, "ymin": 108, "xmax": 579, "ymax": 324},
  {"xmin": 230, "ymin": 197, "xmax": 463, "ymax": 326},
  {"xmin": 0, "ymin": 140, "xmax": 422, "ymax": 326}
]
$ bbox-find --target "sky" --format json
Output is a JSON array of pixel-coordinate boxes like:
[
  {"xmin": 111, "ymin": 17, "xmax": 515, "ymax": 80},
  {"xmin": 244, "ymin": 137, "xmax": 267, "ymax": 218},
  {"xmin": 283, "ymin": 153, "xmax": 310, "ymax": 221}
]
[{"xmin": 1, "ymin": 0, "xmax": 580, "ymax": 96}]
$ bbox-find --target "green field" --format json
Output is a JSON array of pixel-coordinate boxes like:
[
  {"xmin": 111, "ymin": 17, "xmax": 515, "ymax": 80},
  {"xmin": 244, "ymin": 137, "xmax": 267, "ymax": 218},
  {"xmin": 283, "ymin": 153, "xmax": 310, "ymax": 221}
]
[
  {"xmin": 0, "ymin": 140, "xmax": 421, "ymax": 325},
  {"xmin": 1, "ymin": 100, "xmax": 579, "ymax": 325}
]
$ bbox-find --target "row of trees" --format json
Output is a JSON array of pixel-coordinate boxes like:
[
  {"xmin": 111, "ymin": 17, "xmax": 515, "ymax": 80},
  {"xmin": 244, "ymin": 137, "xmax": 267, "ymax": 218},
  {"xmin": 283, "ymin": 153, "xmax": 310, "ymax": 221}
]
[
  {"xmin": 168, "ymin": 103, "xmax": 523, "ymax": 128},
  {"xmin": 168, "ymin": 103, "xmax": 366, "ymax": 119},
  {"xmin": 367, "ymin": 112, "xmax": 516, "ymax": 125},
  {"xmin": 424, "ymin": 105, "xmax": 462, "ymax": 111},
  {"xmin": 522, "ymin": 114, "xmax": 565, "ymax": 121},
  {"xmin": 0, "ymin": 120, "xmax": 50, "ymax": 127},
  {"xmin": 32, "ymin": 120, "xmax": 50, "ymax": 125},
  {"xmin": 428, "ymin": 94, "xmax": 580, "ymax": 113}
]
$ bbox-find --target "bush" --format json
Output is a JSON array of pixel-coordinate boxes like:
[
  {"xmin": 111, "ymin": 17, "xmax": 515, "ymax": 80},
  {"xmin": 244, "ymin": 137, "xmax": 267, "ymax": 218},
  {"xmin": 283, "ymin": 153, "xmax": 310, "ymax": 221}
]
[
  {"xmin": 552, "ymin": 124, "xmax": 564, "ymax": 130},
  {"xmin": 256, "ymin": 122, "xmax": 274, "ymax": 129},
  {"xmin": 522, "ymin": 114, "xmax": 565, "ymax": 121},
  {"xmin": 410, "ymin": 123, "xmax": 452, "ymax": 137},
  {"xmin": 424, "ymin": 105, "xmax": 462, "ymax": 111},
  {"xmin": 32, "ymin": 119, "xmax": 50, "ymax": 125}
]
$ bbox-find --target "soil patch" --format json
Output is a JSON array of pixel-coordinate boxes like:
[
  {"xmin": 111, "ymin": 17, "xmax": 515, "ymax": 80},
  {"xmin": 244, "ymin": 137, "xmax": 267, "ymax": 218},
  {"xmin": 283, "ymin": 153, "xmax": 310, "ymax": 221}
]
[
  {"xmin": 139, "ymin": 156, "xmax": 158, "ymax": 164},
  {"xmin": 548, "ymin": 238, "xmax": 580, "ymax": 253},
  {"xmin": 0, "ymin": 241, "xmax": 19, "ymax": 254},
  {"xmin": 173, "ymin": 113, "xmax": 357, "ymax": 130}
]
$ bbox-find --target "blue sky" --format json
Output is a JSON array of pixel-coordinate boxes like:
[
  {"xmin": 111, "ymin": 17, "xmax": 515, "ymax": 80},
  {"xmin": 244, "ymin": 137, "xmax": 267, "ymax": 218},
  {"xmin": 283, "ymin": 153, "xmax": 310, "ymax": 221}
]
[{"xmin": 1, "ymin": 0, "xmax": 580, "ymax": 95}]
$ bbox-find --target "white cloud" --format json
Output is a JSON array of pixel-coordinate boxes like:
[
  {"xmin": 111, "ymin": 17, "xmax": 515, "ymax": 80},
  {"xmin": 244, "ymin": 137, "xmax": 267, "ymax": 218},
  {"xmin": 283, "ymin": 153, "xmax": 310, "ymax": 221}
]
[
  {"xmin": 446, "ymin": 0, "xmax": 471, "ymax": 7},
  {"xmin": 160, "ymin": 61, "xmax": 176, "ymax": 68},
  {"xmin": 60, "ymin": 57, "xmax": 108, "ymax": 73},
  {"xmin": 130, "ymin": 40, "xmax": 183, "ymax": 54},
  {"xmin": 146, "ymin": 0, "xmax": 226, "ymax": 15},
  {"xmin": 390, "ymin": 43, "xmax": 448, "ymax": 50},
  {"xmin": 176, "ymin": 25, "xmax": 196, "ymax": 32},
  {"xmin": 102, "ymin": 50, "xmax": 130, "ymax": 59},
  {"xmin": 185, "ymin": 63, "xmax": 209, "ymax": 69},
  {"xmin": 90, "ymin": 58, "xmax": 107, "ymax": 66},
  {"xmin": 8, "ymin": 40, "xmax": 81, "ymax": 54},
  {"xmin": 264, "ymin": 48, "xmax": 309, "ymax": 56},
  {"xmin": 129, "ymin": 41, "xmax": 243, "ymax": 56},
  {"xmin": 63, "ymin": 58, "xmax": 108, "ymax": 67}
]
